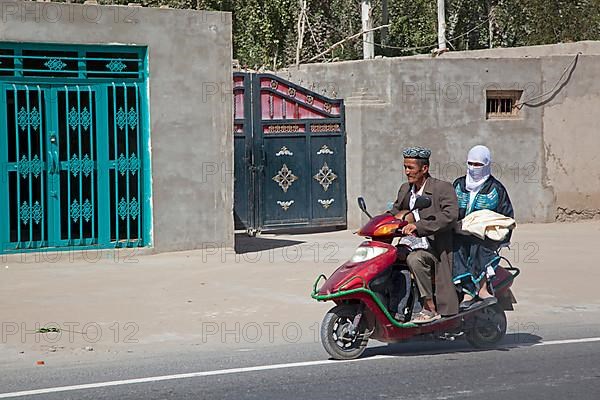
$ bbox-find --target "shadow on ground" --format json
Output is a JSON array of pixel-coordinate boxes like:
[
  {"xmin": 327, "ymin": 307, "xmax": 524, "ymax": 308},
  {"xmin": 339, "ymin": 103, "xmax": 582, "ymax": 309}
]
[
  {"xmin": 234, "ymin": 234, "xmax": 306, "ymax": 254},
  {"xmin": 259, "ymin": 226, "xmax": 347, "ymax": 236},
  {"xmin": 361, "ymin": 333, "xmax": 543, "ymax": 358}
]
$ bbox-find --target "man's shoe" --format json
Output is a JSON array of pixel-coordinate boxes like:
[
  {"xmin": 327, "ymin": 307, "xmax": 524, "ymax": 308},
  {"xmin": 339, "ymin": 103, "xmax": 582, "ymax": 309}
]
[
  {"xmin": 410, "ymin": 310, "xmax": 441, "ymax": 324},
  {"xmin": 393, "ymin": 312, "xmax": 406, "ymax": 322},
  {"xmin": 459, "ymin": 298, "xmax": 476, "ymax": 311},
  {"xmin": 461, "ymin": 296, "xmax": 498, "ymax": 312},
  {"xmin": 480, "ymin": 297, "xmax": 498, "ymax": 307}
]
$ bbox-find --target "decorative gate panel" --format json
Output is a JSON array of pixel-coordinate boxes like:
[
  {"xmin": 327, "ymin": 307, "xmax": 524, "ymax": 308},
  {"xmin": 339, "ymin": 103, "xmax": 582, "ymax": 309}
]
[
  {"xmin": 0, "ymin": 43, "xmax": 149, "ymax": 254},
  {"xmin": 55, "ymin": 86, "xmax": 98, "ymax": 246},
  {"xmin": 233, "ymin": 74, "xmax": 253, "ymax": 229},
  {"xmin": 263, "ymin": 136, "xmax": 308, "ymax": 226},
  {"xmin": 233, "ymin": 73, "xmax": 346, "ymax": 232},
  {"xmin": 107, "ymin": 83, "xmax": 144, "ymax": 246},
  {"xmin": 2, "ymin": 86, "xmax": 49, "ymax": 248}
]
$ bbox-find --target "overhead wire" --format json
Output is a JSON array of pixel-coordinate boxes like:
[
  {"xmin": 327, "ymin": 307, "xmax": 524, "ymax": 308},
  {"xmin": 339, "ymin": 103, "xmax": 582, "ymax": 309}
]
[
  {"xmin": 362, "ymin": 39, "xmax": 438, "ymax": 52},
  {"xmin": 347, "ymin": 14, "xmax": 493, "ymax": 56},
  {"xmin": 514, "ymin": 53, "xmax": 581, "ymax": 109},
  {"xmin": 446, "ymin": 16, "xmax": 492, "ymax": 44}
]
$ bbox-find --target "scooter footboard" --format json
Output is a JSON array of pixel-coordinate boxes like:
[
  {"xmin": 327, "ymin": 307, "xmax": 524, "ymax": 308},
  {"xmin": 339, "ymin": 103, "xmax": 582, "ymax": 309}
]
[{"xmin": 324, "ymin": 292, "xmax": 420, "ymax": 341}]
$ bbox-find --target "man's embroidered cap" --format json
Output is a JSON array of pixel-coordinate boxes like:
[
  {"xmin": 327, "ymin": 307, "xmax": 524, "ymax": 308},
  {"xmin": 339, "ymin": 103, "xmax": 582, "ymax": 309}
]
[{"xmin": 403, "ymin": 146, "xmax": 431, "ymax": 159}]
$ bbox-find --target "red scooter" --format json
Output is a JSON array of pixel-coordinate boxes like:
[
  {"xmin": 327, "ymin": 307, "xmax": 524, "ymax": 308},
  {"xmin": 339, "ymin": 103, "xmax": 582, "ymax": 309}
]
[{"xmin": 311, "ymin": 197, "xmax": 520, "ymax": 360}]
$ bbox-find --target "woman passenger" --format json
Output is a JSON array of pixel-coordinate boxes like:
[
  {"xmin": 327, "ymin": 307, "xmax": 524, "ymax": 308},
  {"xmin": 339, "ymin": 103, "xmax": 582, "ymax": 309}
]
[{"xmin": 453, "ymin": 145, "xmax": 514, "ymax": 310}]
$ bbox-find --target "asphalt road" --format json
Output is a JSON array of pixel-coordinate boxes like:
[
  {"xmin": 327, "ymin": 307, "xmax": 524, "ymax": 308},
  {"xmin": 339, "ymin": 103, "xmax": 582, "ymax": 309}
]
[{"xmin": 1, "ymin": 319, "xmax": 599, "ymax": 400}]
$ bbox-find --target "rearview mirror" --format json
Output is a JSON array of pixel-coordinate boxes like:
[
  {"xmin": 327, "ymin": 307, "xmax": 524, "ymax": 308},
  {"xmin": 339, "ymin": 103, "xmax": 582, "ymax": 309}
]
[
  {"xmin": 411, "ymin": 196, "xmax": 431, "ymax": 211},
  {"xmin": 357, "ymin": 197, "xmax": 373, "ymax": 218}
]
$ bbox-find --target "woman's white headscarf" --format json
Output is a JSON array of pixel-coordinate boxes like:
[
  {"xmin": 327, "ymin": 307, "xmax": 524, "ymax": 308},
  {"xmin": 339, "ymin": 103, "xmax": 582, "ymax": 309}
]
[{"xmin": 465, "ymin": 145, "xmax": 491, "ymax": 192}]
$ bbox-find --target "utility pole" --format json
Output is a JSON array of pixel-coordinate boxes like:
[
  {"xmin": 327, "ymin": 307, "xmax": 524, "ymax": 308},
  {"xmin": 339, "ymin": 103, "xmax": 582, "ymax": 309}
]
[
  {"xmin": 437, "ymin": 0, "xmax": 447, "ymax": 51},
  {"xmin": 488, "ymin": 2, "xmax": 495, "ymax": 49},
  {"xmin": 381, "ymin": 0, "xmax": 389, "ymax": 56},
  {"xmin": 361, "ymin": 0, "xmax": 374, "ymax": 59},
  {"xmin": 295, "ymin": 0, "xmax": 307, "ymax": 65}
]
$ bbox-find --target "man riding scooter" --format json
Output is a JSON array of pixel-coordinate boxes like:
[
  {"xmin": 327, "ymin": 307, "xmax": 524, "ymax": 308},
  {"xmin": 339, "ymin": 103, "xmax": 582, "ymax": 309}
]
[
  {"xmin": 389, "ymin": 147, "xmax": 459, "ymax": 323},
  {"xmin": 311, "ymin": 146, "xmax": 519, "ymax": 359}
]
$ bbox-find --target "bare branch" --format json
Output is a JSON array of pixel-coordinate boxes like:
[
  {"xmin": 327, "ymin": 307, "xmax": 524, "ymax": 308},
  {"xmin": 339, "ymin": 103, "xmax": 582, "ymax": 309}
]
[{"xmin": 302, "ymin": 24, "xmax": 390, "ymax": 64}]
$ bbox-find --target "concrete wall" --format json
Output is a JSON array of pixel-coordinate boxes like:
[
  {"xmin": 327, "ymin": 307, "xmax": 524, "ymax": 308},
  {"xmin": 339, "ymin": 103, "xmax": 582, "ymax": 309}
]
[
  {"xmin": 281, "ymin": 54, "xmax": 558, "ymax": 227},
  {"xmin": 424, "ymin": 41, "xmax": 600, "ymax": 59},
  {"xmin": 431, "ymin": 38, "xmax": 600, "ymax": 225},
  {"xmin": 541, "ymin": 55, "xmax": 600, "ymax": 221},
  {"xmin": 0, "ymin": 1, "xmax": 234, "ymax": 251}
]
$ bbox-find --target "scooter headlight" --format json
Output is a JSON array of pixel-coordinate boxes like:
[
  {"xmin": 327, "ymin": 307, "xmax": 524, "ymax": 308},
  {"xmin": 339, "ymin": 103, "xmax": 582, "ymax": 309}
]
[{"xmin": 350, "ymin": 246, "xmax": 388, "ymax": 263}]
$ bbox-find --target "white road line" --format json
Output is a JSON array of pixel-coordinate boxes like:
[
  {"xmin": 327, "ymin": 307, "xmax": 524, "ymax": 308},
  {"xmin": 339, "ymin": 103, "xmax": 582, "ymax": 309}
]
[
  {"xmin": 532, "ymin": 337, "xmax": 600, "ymax": 347},
  {"xmin": 0, "ymin": 356, "xmax": 395, "ymax": 398},
  {"xmin": 1, "ymin": 337, "xmax": 600, "ymax": 399}
]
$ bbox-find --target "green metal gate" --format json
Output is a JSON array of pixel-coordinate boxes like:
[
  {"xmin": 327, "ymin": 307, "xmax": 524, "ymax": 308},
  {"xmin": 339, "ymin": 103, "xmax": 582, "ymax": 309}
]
[
  {"xmin": 234, "ymin": 73, "xmax": 347, "ymax": 233},
  {"xmin": 0, "ymin": 43, "xmax": 151, "ymax": 254}
]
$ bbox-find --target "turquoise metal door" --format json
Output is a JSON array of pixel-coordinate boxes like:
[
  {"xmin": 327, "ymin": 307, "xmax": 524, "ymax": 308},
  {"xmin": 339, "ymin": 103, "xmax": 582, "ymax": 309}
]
[
  {"xmin": 0, "ymin": 85, "xmax": 50, "ymax": 250},
  {"xmin": 50, "ymin": 86, "xmax": 99, "ymax": 247},
  {"xmin": 1, "ymin": 84, "xmax": 102, "ymax": 250},
  {"xmin": 0, "ymin": 83, "xmax": 145, "ymax": 252},
  {"xmin": 0, "ymin": 42, "xmax": 150, "ymax": 254},
  {"xmin": 103, "ymin": 83, "xmax": 145, "ymax": 247}
]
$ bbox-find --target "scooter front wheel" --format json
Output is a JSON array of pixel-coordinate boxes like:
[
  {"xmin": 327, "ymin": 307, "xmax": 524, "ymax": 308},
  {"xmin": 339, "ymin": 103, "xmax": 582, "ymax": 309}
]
[{"xmin": 321, "ymin": 305, "xmax": 369, "ymax": 360}]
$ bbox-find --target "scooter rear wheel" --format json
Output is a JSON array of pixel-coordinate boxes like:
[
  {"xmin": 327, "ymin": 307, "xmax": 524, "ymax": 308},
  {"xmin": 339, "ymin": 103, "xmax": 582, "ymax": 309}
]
[
  {"xmin": 466, "ymin": 304, "xmax": 507, "ymax": 349},
  {"xmin": 321, "ymin": 305, "xmax": 369, "ymax": 360}
]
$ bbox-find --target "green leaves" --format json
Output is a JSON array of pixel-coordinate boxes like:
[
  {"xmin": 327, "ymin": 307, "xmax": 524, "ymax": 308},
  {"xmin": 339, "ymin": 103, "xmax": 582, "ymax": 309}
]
[
  {"xmin": 36, "ymin": 327, "xmax": 61, "ymax": 334},
  {"xmin": 445, "ymin": 0, "xmax": 600, "ymax": 50},
  {"xmin": 83, "ymin": 0, "xmax": 600, "ymax": 66}
]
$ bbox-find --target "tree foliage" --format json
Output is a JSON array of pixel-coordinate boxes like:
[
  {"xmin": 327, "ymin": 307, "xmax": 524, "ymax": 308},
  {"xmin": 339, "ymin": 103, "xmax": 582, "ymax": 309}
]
[{"xmin": 68, "ymin": 0, "xmax": 600, "ymax": 67}]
